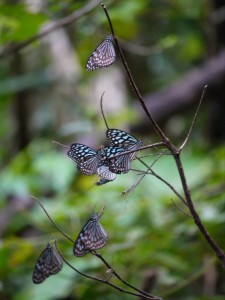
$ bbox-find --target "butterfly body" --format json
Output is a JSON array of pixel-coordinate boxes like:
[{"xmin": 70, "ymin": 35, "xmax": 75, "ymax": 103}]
[
  {"xmin": 33, "ymin": 242, "xmax": 63, "ymax": 284},
  {"xmin": 86, "ymin": 35, "xmax": 116, "ymax": 71},
  {"xmin": 73, "ymin": 213, "xmax": 108, "ymax": 257}
]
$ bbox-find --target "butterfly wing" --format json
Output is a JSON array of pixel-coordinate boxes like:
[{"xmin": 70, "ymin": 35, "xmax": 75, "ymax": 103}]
[
  {"xmin": 67, "ymin": 143, "xmax": 99, "ymax": 175},
  {"xmin": 86, "ymin": 35, "xmax": 116, "ymax": 71},
  {"xmin": 33, "ymin": 243, "xmax": 63, "ymax": 284},
  {"xmin": 97, "ymin": 165, "xmax": 117, "ymax": 180},
  {"xmin": 106, "ymin": 129, "xmax": 143, "ymax": 160},
  {"xmin": 73, "ymin": 213, "xmax": 108, "ymax": 257},
  {"xmin": 96, "ymin": 178, "xmax": 111, "ymax": 186},
  {"xmin": 99, "ymin": 146, "xmax": 131, "ymax": 174}
]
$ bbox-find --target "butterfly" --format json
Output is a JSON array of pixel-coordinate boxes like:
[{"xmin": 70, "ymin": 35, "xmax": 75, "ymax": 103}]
[
  {"xmin": 67, "ymin": 143, "xmax": 99, "ymax": 175},
  {"xmin": 67, "ymin": 143, "xmax": 130, "ymax": 176},
  {"xmin": 86, "ymin": 35, "xmax": 116, "ymax": 71},
  {"xmin": 96, "ymin": 165, "xmax": 117, "ymax": 186},
  {"xmin": 106, "ymin": 129, "xmax": 143, "ymax": 161},
  {"xmin": 73, "ymin": 212, "xmax": 108, "ymax": 257},
  {"xmin": 32, "ymin": 242, "xmax": 63, "ymax": 284},
  {"xmin": 98, "ymin": 146, "xmax": 131, "ymax": 174}
]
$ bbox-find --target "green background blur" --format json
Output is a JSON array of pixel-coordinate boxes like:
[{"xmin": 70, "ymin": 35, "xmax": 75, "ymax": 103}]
[{"xmin": 0, "ymin": 1, "xmax": 225, "ymax": 299}]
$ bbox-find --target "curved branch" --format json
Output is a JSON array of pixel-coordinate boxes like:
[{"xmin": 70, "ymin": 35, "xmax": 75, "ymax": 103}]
[{"xmin": 0, "ymin": 0, "xmax": 100, "ymax": 58}]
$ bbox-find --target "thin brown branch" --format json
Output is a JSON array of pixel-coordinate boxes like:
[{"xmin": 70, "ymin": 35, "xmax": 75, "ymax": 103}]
[
  {"xmin": 56, "ymin": 245, "xmax": 154, "ymax": 299},
  {"xmin": 93, "ymin": 252, "xmax": 161, "ymax": 300},
  {"xmin": 173, "ymin": 153, "xmax": 225, "ymax": 269},
  {"xmin": 30, "ymin": 196, "xmax": 74, "ymax": 243},
  {"xmin": 0, "ymin": 0, "xmax": 100, "ymax": 59},
  {"xmin": 102, "ymin": 142, "xmax": 165, "ymax": 160},
  {"xmin": 179, "ymin": 85, "xmax": 207, "ymax": 151},
  {"xmin": 101, "ymin": 3, "xmax": 168, "ymax": 142},
  {"xmin": 121, "ymin": 151, "xmax": 166, "ymax": 196},
  {"xmin": 102, "ymin": 2, "xmax": 225, "ymax": 271},
  {"xmin": 170, "ymin": 199, "xmax": 192, "ymax": 218},
  {"xmin": 137, "ymin": 158, "xmax": 188, "ymax": 206},
  {"xmin": 52, "ymin": 140, "xmax": 70, "ymax": 149}
]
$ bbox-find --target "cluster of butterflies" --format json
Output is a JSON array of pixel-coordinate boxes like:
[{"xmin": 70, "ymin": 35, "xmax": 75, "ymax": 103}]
[
  {"xmin": 67, "ymin": 128, "xmax": 143, "ymax": 185},
  {"xmin": 33, "ymin": 36, "xmax": 141, "ymax": 283},
  {"xmin": 33, "ymin": 211, "xmax": 107, "ymax": 284}
]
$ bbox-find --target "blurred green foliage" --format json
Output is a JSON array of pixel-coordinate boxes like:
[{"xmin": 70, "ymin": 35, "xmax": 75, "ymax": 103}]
[{"xmin": 0, "ymin": 0, "xmax": 225, "ymax": 300}]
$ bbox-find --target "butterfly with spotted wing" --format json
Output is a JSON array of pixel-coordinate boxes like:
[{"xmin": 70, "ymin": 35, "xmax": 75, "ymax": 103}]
[
  {"xmin": 86, "ymin": 35, "xmax": 116, "ymax": 71},
  {"xmin": 32, "ymin": 241, "xmax": 63, "ymax": 284},
  {"xmin": 73, "ymin": 211, "xmax": 108, "ymax": 257}
]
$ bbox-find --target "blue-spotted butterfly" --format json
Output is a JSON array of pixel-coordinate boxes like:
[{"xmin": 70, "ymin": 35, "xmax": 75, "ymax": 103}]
[
  {"xmin": 73, "ymin": 212, "xmax": 108, "ymax": 257},
  {"xmin": 67, "ymin": 144, "xmax": 130, "ymax": 176},
  {"xmin": 106, "ymin": 129, "xmax": 143, "ymax": 161},
  {"xmin": 98, "ymin": 146, "xmax": 131, "ymax": 174},
  {"xmin": 96, "ymin": 165, "xmax": 117, "ymax": 185},
  {"xmin": 32, "ymin": 241, "xmax": 63, "ymax": 284},
  {"xmin": 86, "ymin": 35, "xmax": 116, "ymax": 71},
  {"xmin": 67, "ymin": 144, "xmax": 99, "ymax": 175}
]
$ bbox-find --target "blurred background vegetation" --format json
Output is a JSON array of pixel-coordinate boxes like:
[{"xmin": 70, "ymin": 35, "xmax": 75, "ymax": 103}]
[{"xmin": 0, "ymin": 0, "xmax": 225, "ymax": 299}]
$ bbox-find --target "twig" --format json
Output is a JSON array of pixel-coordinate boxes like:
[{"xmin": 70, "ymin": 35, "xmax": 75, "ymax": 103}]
[
  {"xmin": 170, "ymin": 199, "xmax": 192, "ymax": 218},
  {"xmin": 102, "ymin": 142, "xmax": 165, "ymax": 160},
  {"xmin": 52, "ymin": 140, "xmax": 70, "ymax": 149},
  {"xmin": 102, "ymin": 2, "xmax": 225, "ymax": 268},
  {"xmin": 100, "ymin": 91, "xmax": 109, "ymax": 130},
  {"xmin": 30, "ymin": 196, "xmax": 74, "ymax": 243},
  {"xmin": 101, "ymin": 3, "xmax": 168, "ymax": 142},
  {"xmin": 136, "ymin": 158, "xmax": 187, "ymax": 206},
  {"xmin": 0, "ymin": 0, "xmax": 100, "ymax": 58},
  {"xmin": 121, "ymin": 151, "xmax": 166, "ymax": 196},
  {"xmin": 172, "ymin": 154, "xmax": 225, "ymax": 269},
  {"xmin": 179, "ymin": 85, "xmax": 207, "ymax": 151},
  {"xmin": 93, "ymin": 252, "xmax": 161, "ymax": 300},
  {"xmin": 56, "ymin": 244, "xmax": 155, "ymax": 300}
]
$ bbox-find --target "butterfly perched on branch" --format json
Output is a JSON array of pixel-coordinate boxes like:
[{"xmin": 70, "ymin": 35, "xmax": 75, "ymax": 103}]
[
  {"xmin": 67, "ymin": 144, "xmax": 131, "ymax": 176},
  {"xmin": 86, "ymin": 35, "xmax": 116, "ymax": 71},
  {"xmin": 32, "ymin": 241, "xmax": 63, "ymax": 284},
  {"xmin": 106, "ymin": 129, "xmax": 143, "ymax": 161},
  {"xmin": 73, "ymin": 211, "xmax": 108, "ymax": 257}
]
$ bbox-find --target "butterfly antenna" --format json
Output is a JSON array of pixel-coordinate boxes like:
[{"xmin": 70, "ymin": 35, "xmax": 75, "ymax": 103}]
[
  {"xmin": 100, "ymin": 91, "xmax": 109, "ymax": 130},
  {"xmin": 52, "ymin": 140, "xmax": 70, "ymax": 149},
  {"xmin": 30, "ymin": 196, "xmax": 74, "ymax": 244},
  {"xmin": 98, "ymin": 204, "xmax": 106, "ymax": 218}
]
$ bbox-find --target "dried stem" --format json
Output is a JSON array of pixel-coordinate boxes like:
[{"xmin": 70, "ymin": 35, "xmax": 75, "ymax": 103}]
[
  {"xmin": 101, "ymin": 3, "xmax": 168, "ymax": 142},
  {"xmin": 0, "ymin": 0, "xmax": 100, "ymax": 59},
  {"xmin": 179, "ymin": 85, "xmax": 207, "ymax": 151},
  {"xmin": 93, "ymin": 251, "xmax": 161, "ymax": 300},
  {"xmin": 30, "ymin": 196, "xmax": 74, "ymax": 243},
  {"xmin": 101, "ymin": 2, "xmax": 225, "ymax": 269},
  {"xmin": 56, "ymin": 244, "xmax": 154, "ymax": 300}
]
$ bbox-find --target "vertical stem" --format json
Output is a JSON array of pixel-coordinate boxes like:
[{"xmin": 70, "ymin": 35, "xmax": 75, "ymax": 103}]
[{"xmin": 174, "ymin": 153, "xmax": 225, "ymax": 268}]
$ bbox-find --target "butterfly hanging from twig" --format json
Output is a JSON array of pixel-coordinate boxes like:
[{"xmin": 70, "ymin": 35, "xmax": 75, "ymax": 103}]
[
  {"xmin": 67, "ymin": 144, "xmax": 131, "ymax": 176},
  {"xmin": 32, "ymin": 241, "xmax": 63, "ymax": 284},
  {"xmin": 86, "ymin": 35, "xmax": 116, "ymax": 71},
  {"xmin": 73, "ymin": 211, "xmax": 108, "ymax": 257}
]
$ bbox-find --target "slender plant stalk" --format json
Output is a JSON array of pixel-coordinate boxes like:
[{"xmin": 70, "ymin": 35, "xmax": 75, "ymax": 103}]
[{"xmin": 101, "ymin": 2, "xmax": 225, "ymax": 269}]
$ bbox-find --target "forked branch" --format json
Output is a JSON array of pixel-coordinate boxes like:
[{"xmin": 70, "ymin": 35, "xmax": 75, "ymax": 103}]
[{"xmin": 101, "ymin": 2, "xmax": 225, "ymax": 270}]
